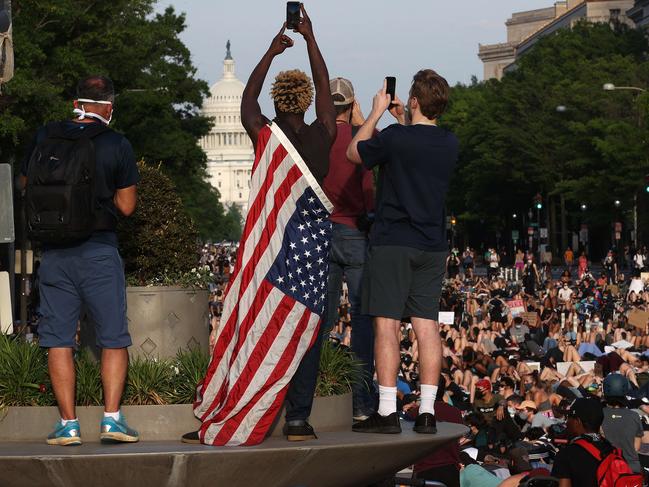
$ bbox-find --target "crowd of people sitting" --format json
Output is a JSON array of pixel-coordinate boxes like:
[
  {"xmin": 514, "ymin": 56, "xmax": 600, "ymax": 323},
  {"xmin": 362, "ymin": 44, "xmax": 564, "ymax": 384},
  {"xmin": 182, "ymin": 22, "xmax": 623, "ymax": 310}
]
[
  {"xmin": 199, "ymin": 242, "xmax": 238, "ymax": 343},
  {"xmin": 199, "ymin": 240, "xmax": 649, "ymax": 486},
  {"xmin": 382, "ymin": 247, "xmax": 649, "ymax": 487}
]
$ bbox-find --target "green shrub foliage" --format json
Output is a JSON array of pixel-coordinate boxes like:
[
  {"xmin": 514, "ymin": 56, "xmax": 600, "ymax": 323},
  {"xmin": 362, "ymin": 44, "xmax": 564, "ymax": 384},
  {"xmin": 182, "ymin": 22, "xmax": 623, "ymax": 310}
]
[
  {"xmin": 0, "ymin": 338, "xmax": 358, "ymax": 407},
  {"xmin": 316, "ymin": 340, "xmax": 364, "ymax": 397},
  {"xmin": 0, "ymin": 335, "xmax": 54, "ymax": 406},
  {"xmin": 118, "ymin": 161, "xmax": 199, "ymax": 285}
]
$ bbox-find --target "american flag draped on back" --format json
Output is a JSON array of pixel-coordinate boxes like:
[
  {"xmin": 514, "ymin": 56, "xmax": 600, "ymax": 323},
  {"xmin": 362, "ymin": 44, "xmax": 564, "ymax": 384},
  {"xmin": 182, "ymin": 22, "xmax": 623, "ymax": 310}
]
[{"xmin": 193, "ymin": 123, "xmax": 333, "ymax": 446}]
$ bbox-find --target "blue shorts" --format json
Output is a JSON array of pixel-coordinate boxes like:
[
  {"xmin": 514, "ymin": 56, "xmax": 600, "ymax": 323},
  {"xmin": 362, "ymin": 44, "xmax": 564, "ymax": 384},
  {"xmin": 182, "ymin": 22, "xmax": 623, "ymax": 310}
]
[{"xmin": 38, "ymin": 242, "xmax": 131, "ymax": 349}]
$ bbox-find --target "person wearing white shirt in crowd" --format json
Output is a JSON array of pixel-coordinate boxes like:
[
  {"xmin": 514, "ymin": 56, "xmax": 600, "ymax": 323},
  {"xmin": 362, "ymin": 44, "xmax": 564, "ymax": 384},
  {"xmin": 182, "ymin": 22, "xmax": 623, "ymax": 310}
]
[
  {"xmin": 628, "ymin": 272, "xmax": 644, "ymax": 299},
  {"xmin": 634, "ymin": 250, "xmax": 645, "ymax": 271},
  {"xmin": 558, "ymin": 283, "xmax": 573, "ymax": 307}
]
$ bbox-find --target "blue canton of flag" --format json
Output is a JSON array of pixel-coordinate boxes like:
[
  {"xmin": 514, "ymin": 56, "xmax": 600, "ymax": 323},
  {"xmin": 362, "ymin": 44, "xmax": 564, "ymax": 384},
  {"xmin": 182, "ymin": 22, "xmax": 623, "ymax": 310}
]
[{"xmin": 266, "ymin": 187, "xmax": 332, "ymax": 316}]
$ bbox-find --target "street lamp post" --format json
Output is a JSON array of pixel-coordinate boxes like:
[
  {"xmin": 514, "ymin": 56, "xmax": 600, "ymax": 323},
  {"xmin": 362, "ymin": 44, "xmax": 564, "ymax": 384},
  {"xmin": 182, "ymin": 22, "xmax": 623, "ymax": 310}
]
[
  {"xmin": 603, "ymin": 83, "xmax": 646, "ymax": 93},
  {"xmin": 603, "ymin": 83, "xmax": 646, "ymax": 249}
]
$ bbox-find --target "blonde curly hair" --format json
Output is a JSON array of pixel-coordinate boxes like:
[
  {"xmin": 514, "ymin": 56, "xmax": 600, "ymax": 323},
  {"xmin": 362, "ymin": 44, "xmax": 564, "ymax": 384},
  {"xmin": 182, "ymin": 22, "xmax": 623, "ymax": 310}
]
[{"xmin": 270, "ymin": 70, "xmax": 314, "ymax": 114}]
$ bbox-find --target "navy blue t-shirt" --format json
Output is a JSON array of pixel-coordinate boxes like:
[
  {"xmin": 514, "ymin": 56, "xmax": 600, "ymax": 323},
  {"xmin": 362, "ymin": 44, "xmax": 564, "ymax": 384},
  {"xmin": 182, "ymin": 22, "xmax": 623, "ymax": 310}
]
[
  {"xmin": 358, "ymin": 123, "xmax": 458, "ymax": 252},
  {"xmin": 22, "ymin": 120, "xmax": 140, "ymax": 248}
]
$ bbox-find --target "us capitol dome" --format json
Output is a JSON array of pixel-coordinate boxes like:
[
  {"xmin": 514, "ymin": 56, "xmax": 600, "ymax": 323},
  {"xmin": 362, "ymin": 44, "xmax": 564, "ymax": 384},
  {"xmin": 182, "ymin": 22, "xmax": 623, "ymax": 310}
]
[{"xmin": 199, "ymin": 41, "xmax": 254, "ymax": 213}]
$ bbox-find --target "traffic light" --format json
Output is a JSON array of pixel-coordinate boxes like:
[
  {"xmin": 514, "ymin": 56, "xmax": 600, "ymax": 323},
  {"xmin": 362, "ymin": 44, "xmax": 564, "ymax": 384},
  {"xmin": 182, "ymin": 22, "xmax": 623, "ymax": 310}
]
[
  {"xmin": 533, "ymin": 193, "xmax": 543, "ymax": 210},
  {"xmin": 645, "ymin": 174, "xmax": 649, "ymax": 193},
  {"xmin": 450, "ymin": 216, "xmax": 457, "ymax": 226}
]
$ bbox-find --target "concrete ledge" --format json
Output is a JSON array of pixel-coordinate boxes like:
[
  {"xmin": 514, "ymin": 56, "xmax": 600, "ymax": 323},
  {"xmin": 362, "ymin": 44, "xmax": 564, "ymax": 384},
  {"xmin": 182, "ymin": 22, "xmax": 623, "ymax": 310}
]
[
  {"xmin": 0, "ymin": 393, "xmax": 352, "ymax": 442},
  {"xmin": 0, "ymin": 422, "xmax": 468, "ymax": 487}
]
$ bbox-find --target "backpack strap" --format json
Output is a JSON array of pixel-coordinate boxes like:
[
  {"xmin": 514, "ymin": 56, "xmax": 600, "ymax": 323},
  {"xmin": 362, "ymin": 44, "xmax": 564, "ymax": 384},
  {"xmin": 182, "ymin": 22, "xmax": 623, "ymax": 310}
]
[
  {"xmin": 574, "ymin": 439, "xmax": 602, "ymax": 461},
  {"xmin": 45, "ymin": 121, "xmax": 110, "ymax": 141}
]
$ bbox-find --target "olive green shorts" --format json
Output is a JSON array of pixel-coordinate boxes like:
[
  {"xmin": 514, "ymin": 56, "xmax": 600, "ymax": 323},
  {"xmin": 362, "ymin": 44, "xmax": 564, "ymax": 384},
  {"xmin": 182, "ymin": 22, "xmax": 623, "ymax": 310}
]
[{"xmin": 362, "ymin": 245, "xmax": 447, "ymax": 321}]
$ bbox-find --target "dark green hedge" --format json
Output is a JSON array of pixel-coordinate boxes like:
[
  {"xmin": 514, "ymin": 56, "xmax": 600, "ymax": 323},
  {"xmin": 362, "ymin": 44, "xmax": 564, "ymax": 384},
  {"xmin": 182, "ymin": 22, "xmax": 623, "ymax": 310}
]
[{"xmin": 118, "ymin": 161, "xmax": 198, "ymax": 285}]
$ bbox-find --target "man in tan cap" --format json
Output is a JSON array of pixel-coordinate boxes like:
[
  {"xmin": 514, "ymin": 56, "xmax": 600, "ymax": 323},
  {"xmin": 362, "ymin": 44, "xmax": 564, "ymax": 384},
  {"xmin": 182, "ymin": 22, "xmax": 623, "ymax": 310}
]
[
  {"xmin": 516, "ymin": 400, "xmax": 558, "ymax": 433},
  {"xmin": 321, "ymin": 77, "xmax": 376, "ymax": 421}
]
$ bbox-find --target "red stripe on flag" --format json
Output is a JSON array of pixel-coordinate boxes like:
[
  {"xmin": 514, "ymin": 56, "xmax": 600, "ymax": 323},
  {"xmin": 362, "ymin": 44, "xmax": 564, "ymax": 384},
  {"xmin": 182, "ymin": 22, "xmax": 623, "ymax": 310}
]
[
  {"xmin": 198, "ymin": 165, "xmax": 302, "ymax": 420},
  {"xmin": 227, "ymin": 137, "xmax": 287, "ymax": 289},
  {"xmin": 197, "ymin": 143, "xmax": 291, "ymax": 404},
  {"xmin": 210, "ymin": 163, "xmax": 301, "ymax": 368},
  {"xmin": 243, "ymin": 382, "xmax": 290, "ymax": 446},
  {"xmin": 251, "ymin": 125, "xmax": 272, "ymax": 174},
  {"xmin": 204, "ymin": 291, "xmax": 297, "ymax": 428},
  {"xmin": 198, "ymin": 280, "xmax": 275, "ymax": 421},
  {"xmin": 210, "ymin": 306, "xmax": 314, "ymax": 445}
]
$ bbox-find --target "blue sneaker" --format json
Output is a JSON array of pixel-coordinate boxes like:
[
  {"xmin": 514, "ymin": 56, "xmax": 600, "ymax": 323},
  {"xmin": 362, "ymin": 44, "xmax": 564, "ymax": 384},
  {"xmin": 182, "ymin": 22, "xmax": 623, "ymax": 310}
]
[
  {"xmin": 46, "ymin": 419, "xmax": 82, "ymax": 446},
  {"xmin": 100, "ymin": 413, "xmax": 139, "ymax": 443}
]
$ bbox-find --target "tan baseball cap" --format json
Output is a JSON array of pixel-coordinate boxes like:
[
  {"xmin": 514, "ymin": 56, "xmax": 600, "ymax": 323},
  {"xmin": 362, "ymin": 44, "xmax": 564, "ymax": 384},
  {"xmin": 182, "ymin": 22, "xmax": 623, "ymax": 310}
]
[{"xmin": 329, "ymin": 77, "xmax": 354, "ymax": 106}]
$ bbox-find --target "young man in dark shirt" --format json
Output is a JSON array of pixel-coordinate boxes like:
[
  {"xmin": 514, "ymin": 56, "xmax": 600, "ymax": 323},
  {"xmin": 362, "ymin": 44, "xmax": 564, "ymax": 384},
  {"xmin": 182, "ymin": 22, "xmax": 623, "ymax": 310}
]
[
  {"xmin": 601, "ymin": 374, "xmax": 643, "ymax": 473},
  {"xmin": 21, "ymin": 76, "xmax": 140, "ymax": 445},
  {"xmin": 347, "ymin": 70, "xmax": 458, "ymax": 434},
  {"xmin": 552, "ymin": 398, "xmax": 611, "ymax": 487}
]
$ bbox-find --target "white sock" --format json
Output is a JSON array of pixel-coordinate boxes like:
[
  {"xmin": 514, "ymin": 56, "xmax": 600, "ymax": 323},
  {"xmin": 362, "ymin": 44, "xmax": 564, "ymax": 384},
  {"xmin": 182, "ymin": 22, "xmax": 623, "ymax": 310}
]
[
  {"xmin": 419, "ymin": 384, "xmax": 438, "ymax": 415},
  {"xmin": 60, "ymin": 418, "xmax": 78, "ymax": 425},
  {"xmin": 377, "ymin": 385, "xmax": 397, "ymax": 416},
  {"xmin": 103, "ymin": 410, "xmax": 121, "ymax": 420}
]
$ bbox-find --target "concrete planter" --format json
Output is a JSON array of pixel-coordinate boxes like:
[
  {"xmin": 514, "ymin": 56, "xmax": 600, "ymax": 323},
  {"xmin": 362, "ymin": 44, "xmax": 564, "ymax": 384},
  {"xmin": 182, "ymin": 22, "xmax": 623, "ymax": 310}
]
[
  {"xmin": 81, "ymin": 286, "xmax": 210, "ymax": 360},
  {"xmin": 0, "ymin": 393, "xmax": 352, "ymax": 442}
]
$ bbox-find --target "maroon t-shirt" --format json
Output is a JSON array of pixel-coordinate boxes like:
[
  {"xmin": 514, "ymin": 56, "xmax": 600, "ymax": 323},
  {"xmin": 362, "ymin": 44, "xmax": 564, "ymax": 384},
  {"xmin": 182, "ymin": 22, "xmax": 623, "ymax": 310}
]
[
  {"xmin": 413, "ymin": 401, "xmax": 463, "ymax": 473},
  {"xmin": 322, "ymin": 123, "xmax": 374, "ymax": 229},
  {"xmin": 597, "ymin": 351, "xmax": 625, "ymax": 375}
]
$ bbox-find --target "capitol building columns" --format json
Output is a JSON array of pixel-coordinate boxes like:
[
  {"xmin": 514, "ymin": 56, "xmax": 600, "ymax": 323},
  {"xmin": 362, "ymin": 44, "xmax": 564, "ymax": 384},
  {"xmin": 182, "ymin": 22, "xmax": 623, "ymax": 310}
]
[{"xmin": 199, "ymin": 41, "xmax": 255, "ymax": 214}]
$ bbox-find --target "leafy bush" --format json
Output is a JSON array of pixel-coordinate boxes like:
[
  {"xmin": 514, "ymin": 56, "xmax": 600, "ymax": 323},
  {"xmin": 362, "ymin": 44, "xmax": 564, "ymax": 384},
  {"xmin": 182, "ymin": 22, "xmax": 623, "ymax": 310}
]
[
  {"xmin": 316, "ymin": 340, "xmax": 365, "ymax": 397},
  {"xmin": 118, "ymin": 160, "xmax": 199, "ymax": 286},
  {"xmin": 0, "ymin": 336, "xmax": 359, "ymax": 407},
  {"xmin": 0, "ymin": 335, "xmax": 54, "ymax": 406},
  {"xmin": 75, "ymin": 349, "xmax": 103, "ymax": 406},
  {"xmin": 168, "ymin": 347, "xmax": 210, "ymax": 404},
  {"xmin": 123, "ymin": 356, "xmax": 174, "ymax": 406}
]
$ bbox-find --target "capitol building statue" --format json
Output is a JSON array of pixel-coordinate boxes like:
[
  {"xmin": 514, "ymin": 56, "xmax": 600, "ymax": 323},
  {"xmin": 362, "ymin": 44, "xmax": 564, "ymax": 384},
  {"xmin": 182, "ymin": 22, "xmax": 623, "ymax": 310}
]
[{"xmin": 199, "ymin": 41, "xmax": 254, "ymax": 213}]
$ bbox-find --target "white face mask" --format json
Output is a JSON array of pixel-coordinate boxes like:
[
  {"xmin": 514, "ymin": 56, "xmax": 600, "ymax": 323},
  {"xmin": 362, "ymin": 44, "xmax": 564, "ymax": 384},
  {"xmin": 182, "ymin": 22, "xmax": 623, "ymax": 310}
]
[{"xmin": 73, "ymin": 98, "xmax": 113, "ymax": 125}]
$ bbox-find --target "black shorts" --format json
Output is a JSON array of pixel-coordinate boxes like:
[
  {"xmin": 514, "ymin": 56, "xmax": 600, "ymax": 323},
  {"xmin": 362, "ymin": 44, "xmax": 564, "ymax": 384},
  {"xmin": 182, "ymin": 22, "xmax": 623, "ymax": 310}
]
[{"xmin": 362, "ymin": 245, "xmax": 447, "ymax": 321}]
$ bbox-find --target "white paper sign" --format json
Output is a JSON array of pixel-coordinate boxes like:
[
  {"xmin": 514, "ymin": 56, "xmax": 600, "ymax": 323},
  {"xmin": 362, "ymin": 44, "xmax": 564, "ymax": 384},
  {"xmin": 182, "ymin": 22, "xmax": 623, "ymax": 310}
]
[{"xmin": 438, "ymin": 312, "xmax": 455, "ymax": 325}]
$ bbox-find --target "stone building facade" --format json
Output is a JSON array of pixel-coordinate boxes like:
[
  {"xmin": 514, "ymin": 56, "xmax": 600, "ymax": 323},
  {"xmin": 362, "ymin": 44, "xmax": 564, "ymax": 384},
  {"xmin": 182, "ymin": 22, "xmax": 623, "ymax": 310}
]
[
  {"xmin": 479, "ymin": 0, "xmax": 635, "ymax": 80},
  {"xmin": 628, "ymin": 0, "xmax": 649, "ymax": 27},
  {"xmin": 199, "ymin": 42, "xmax": 254, "ymax": 213}
]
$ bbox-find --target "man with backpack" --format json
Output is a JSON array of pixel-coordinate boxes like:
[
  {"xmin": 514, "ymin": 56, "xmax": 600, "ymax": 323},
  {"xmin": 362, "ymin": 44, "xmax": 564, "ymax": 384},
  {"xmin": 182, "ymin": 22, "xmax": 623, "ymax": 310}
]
[
  {"xmin": 552, "ymin": 398, "xmax": 642, "ymax": 487},
  {"xmin": 20, "ymin": 75, "xmax": 139, "ymax": 446}
]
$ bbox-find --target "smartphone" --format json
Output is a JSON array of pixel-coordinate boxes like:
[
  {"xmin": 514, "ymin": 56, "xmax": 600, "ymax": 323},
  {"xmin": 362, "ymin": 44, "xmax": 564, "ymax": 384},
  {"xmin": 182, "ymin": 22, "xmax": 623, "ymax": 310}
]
[
  {"xmin": 385, "ymin": 76, "xmax": 396, "ymax": 103},
  {"xmin": 287, "ymin": 2, "xmax": 301, "ymax": 30}
]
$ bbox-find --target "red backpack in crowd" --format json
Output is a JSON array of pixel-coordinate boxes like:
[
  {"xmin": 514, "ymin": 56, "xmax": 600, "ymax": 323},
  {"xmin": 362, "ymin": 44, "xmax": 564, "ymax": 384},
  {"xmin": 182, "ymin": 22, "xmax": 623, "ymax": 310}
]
[{"xmin": 575, "ymin": 439, "xmax": 643, "ymax": 487}]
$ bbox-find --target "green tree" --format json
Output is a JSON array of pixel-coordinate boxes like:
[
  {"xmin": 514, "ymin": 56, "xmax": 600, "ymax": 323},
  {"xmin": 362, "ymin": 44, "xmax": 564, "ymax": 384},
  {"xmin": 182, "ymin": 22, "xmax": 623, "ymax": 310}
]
[
  {"xmin": 442, "ymin": 22, "xmax": 649, "ymax": 254},
  {"xmin": 1, "ymin": 0, "xmax": 232, "ymax": 240}
]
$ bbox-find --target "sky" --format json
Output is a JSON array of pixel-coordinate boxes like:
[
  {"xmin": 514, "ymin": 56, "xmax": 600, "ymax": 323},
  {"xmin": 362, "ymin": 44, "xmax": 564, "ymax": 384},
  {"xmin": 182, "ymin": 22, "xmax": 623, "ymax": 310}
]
[{"xmin": 156, "ymin": 0, "xmax": 552, "ymax": 117}]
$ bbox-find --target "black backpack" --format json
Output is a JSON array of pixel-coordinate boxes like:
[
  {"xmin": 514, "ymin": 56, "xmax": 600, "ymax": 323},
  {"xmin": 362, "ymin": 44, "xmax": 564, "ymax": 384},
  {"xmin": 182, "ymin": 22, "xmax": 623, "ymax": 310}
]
[{"xmin": 26, "ymin": 122, "xmax": 113, "ymax": 244}]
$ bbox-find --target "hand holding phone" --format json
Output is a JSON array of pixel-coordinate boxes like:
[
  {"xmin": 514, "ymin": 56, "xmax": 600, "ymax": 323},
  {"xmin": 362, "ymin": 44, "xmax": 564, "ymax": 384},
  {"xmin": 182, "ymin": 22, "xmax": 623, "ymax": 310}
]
[
  {"xmin": 385, "ymin": 76, "xmax": 396, "ymax": 106},
  {"xmin": 286, "ymin": 2, "xmax": 301, "ymax": 30}
]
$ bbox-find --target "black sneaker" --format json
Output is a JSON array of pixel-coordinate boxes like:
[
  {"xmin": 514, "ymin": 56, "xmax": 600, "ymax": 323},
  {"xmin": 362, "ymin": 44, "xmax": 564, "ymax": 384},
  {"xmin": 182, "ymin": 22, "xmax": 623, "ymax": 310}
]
[
  {"xmin": 283, "ymin": 421, "xmax": 317, "ymax": 441},
  {"xmin": 413, "ymin": 413, "xmax": 437, "ymax": 434},
  {"xmin": 352, "ymin": 412, "xmax": 401, "ymax": 434},
  {"xmin": 181, "ymin": 430, "xmax": 201, "ymax": 444}
]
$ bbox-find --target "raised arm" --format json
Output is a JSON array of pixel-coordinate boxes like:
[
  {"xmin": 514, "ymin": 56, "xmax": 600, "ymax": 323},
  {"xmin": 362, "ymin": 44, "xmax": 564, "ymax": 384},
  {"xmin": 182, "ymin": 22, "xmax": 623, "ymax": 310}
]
[
  {"xmin": 241, "ymin": 25, "xmax": 294, "ymax": 147},
  {"xmin": 295, "ymin": 5, "xmax": 336, "ymax": 139},
  {"xmin": 346, "ymin": 81, "xmax": 391, "ymax": 164}
]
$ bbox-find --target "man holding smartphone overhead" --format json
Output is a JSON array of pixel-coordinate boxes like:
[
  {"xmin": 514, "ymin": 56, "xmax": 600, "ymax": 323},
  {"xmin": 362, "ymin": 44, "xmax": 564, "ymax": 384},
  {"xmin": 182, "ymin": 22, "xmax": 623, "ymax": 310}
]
[
  {"xmin": 184, "ymin": 3, "xmax": 338, "ymax": 446},
  {"xmin": 346, "ymin": 70, "xmax": 458, "ymax": 434}
]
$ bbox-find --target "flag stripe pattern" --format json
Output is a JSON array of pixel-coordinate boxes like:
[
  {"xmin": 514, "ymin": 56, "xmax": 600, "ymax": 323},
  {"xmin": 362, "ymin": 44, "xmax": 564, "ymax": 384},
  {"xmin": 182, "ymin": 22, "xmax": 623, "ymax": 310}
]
[{"xmin": 194, "ymin": 123, "xmax": 333, "ymax": 446}]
